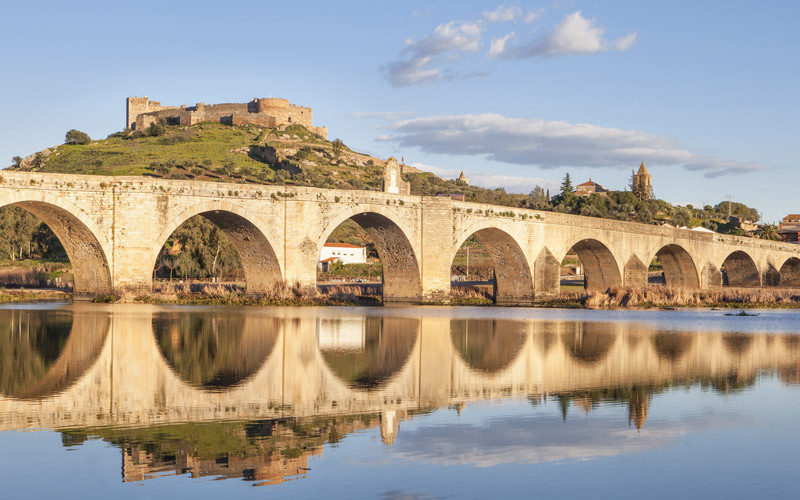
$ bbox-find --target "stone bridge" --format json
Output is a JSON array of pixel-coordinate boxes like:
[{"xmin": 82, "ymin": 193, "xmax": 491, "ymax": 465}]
[
  {"xmin": 1, "ymin": 172, "xmax": 799, "ymax": 302},
  {"xmin": 0, "ymin": 305, "xmax": 798, "ymax": 432}
]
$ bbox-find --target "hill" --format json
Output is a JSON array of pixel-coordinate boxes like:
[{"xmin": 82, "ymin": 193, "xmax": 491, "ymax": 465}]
[{"xmin": 0, "ymin": 121, "xmax": 777, "ymax": 286}]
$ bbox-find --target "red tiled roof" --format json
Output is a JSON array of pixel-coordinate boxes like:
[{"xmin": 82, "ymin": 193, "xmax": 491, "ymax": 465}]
[
  {"xmin": 320, "ymin": 257, "xmax": 339, "ymax": 262},
  {"xmin": 323, "ymin": 242, "xmax": 363, "ymax": 248}
]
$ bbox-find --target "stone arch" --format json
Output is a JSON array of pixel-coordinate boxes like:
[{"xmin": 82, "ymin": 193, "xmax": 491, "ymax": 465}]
[
  {"xmin": 778, "ymin": 257, "xmax": 800, "ymax": 287},
  {"xmin": 152, "ymin": 312, "xmax": 281, "ymax": 390},
  {"xmin": 451, "ymin": 225, "xmax": 533, "ymax": 304},
  {"xmin": 318, "ymin": 207, "xmax": 421, "ymax": 302},
  {"xmin": 450, "ymin": 319, "xmax": 528, "ymax": 373},
  {"xmin": 150, "ymin": 201, "xmax": 283, "ymax": 293},
  {"xmin": 0, "ymin": 308, "xmax": 110, "ymax": 400},
  {"xmin": 562, "ymin": 238, "xmax": 622, "ymax": 290},
  {"xmin": 720, "ymin": 251, "xmax": 760, "ymax": 287},
  {"xmin": 0, "ymin": 193, "xmax": 113, "ymax": 296},
  {"xmin": 317, "ymin": 317, "xmax": 419, "ymax": 391},
  {"xmin": 650, "ymin": 244, "xmax": 701, "ymax": 288}
]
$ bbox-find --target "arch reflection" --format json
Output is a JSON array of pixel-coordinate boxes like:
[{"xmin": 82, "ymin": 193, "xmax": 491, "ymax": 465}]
[
  {"xmin": 450, "ymin": 319, "xmax": 528, "ymax": 373},
  {"xmin": 722, "ymin": 333, "xmax": 754, "ymax": 358},
  {"xmin": 652, "ymin": 333, "xmax": 694, "ymax": 363},
  {"xmin": 317, "ymin": 317, "xmax": 419, "ymax": 390},
  {"xmin": 561, "ymin": 323, "xmax": 617, "ymax": 365},
  {"xmin": 0, "ymin": 308, "xmax": 109, "ymax": 399},
  {"xmin": 153, "ymin": 313, "xmax": 280, "ymax": 390}
]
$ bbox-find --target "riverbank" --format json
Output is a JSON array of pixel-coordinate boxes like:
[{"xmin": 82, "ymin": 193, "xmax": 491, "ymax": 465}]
[
  {"xmin": 0, "ymin": 288, "xmax": 71, "ymax": 302},
  {"xmin": 3, "ymin": 284, "xmax": 800, "ymax": 309}
]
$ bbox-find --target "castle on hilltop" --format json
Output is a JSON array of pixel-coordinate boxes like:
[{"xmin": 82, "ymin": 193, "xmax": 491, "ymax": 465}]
[{"xmin": 125, "ymin": 96, "xmax": 327, "ymax": 139}]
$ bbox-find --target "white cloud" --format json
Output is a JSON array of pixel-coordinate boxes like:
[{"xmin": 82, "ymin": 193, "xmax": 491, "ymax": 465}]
[
  {"xmin": 489, "ymin": 32, "xmax": 515, "ymax": 57},
  {"xmin": 523, "ymin": 9, "xmax": 543, "ymax": 23},
  {"xmin": 382, "ymin": 20, "xmax": 485, "ymax": 87},
  {"xmin": 483, "ymin": 5, "xmax": 520, "ymax": 23},
  {"xmin": 390, "ymin": 113, "xmax": 766, "ymax": 178},
  {"xmin": 492, "ymin": 11, "xmax": 637, "ymax": 58}
]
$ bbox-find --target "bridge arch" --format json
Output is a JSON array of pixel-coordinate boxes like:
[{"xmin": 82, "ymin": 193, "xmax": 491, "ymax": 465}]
[
  {"xmin": 649, "ymin": 244, "xmax": 701, "ymax": 288},
  {"xmin": 150, "ymin": 201, "xmax": 283, "ymax": 293},
  {"xmin": 560, "ymin": 238, "xmax": 622, "ymax": 290},
  {"xmin": 317, "ymin": 206, "xmax": 421, "ymax": 302},
  {"xmin": 450, "ymin": 223, "xmax": 533, "ymax": 304},
  {"xmin": 0, "ymin": 308, "xmax": 110, "ymax": 400},
  {"xmin": 720, "ymin": 251, "xmax": 761, "ymax": 287},
  {"xmin": 0, "ymin": 192, "xmax": 113, "ymax": 296},
  {"xmin": 778, "ymin": 257, "xmax": 800, "ymax": 287}
]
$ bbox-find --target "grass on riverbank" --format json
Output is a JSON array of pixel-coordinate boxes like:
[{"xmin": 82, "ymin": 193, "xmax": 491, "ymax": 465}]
[
  {"xmin": 126, "ymin": 282, "xmax": 382, "ymax": 306},
  {"xmin": 0, "ymin": 288, "xmax": 71, "ymax": 302},
  {"xmin": 539, "ymin": 285, "xmax": 800, "ymax": 309}
]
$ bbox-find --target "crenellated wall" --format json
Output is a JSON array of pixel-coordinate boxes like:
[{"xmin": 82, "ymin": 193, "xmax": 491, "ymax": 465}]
[
  {"xmin": 126, "ymin": 96, "xmax": 327, "ymax": 138},
  {"xmin": 0, "ymin": 171, "xmax": 799, "ymax": 302}
]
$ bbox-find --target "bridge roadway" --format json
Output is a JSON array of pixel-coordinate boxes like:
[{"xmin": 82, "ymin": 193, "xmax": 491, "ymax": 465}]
[
  {"xmin": 0, "ymin": 304, "xmax": 798, "ymax": 432},
  {"xmin": 1, "ymin": 172, "xmax": 800, "ymax": 302}
]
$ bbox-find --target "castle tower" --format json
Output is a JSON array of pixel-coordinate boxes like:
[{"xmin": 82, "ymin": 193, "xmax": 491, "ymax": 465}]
[
  {"xmin": 457, "ymin": 171, "xmax": 469, "ymax": 185},
  {"xmin": 632, "ymin": 161, "xmax": 652, "ymax": 200},
  {"xmin": 126, "ymin": 97, "xmax": 150, "ymax": 130}
]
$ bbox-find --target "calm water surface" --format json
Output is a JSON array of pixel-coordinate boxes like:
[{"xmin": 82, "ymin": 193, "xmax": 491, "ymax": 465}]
[{"xmin": 0, "ymin": 303, "xmax": 798, "ymax": 499}]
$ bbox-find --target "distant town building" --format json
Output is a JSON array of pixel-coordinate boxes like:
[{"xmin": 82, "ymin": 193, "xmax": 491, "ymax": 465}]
[
  {"xmin": 457, "ymin": 171, "xmax": 470, "ymax": 185},
  {"xmin": 575, "ymin": 178, "xmax": 608, "ymax": 197},
  {"xmin": 319, "ymin": 242, "xmax": 367, "ymax": 265},
  {"xmin": 779, "ymin": 214, "xmax": 800, "ymax": 242},
  {"xmin": 632, "ymin": 161, "xmax": 653, "ymax": 200}
]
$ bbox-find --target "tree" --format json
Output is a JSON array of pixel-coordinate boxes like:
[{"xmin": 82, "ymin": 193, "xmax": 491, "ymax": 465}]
[
  {"xmin": 64, "ymin": 129, "xmax": 91, "ymax": 145},
  {"xmin": 11, "ymin": 156, "xmax": 22, "ymax": 168},
  {"xmin": 560, "ymin": 173, "xmax": 573, "ymax": 195},
  {"xmin": 147, "ymin": 122, "xmax": 166, "ymax": 137},
  {"xmin": 755, "ymin": 224, "xmax": 780, "ymax": 241},
  {"xmin": 332, "ymin": 138, "xmax": 344, "ymax": 159}
]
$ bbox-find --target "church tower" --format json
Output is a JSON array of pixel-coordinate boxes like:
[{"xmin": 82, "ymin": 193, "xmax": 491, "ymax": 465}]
[{"xmin": 632, "ymin": 161, "xmax": 652, "ymax": 200}]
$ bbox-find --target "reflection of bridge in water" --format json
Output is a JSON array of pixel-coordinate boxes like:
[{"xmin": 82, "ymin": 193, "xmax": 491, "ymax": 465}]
[{"xmin": 2, "ymin": 304, "xmax": 800, "ymax": 437}]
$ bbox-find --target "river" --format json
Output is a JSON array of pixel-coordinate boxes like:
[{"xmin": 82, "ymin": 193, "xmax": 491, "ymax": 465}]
[{"xmin": 0, "ymin": 303, "xmax": 798, "ymax": 499}]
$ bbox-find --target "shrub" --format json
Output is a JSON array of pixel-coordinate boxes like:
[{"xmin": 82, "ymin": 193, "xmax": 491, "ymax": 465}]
[
  {"xmin": 147, "ymin": 122, "xmax": 166, "ymax": 137},
  {"xmin": 65, "ymin": 129, "xmax": 91, "ymax": 145}
]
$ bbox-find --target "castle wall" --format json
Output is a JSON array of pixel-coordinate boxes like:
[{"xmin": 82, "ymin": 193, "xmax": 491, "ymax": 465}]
[{"xmin": 128, "ymin": 97, "xmax": 325, "ymax": 137}]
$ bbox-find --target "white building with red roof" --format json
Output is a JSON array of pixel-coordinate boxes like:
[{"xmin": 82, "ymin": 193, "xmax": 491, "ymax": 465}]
[{"xmin": 320, "ymin": 242, "xmax": 367, "ymax": 265}]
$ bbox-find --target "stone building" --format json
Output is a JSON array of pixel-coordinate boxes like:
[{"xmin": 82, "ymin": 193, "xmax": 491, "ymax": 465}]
[
  {"xmin": 575, "ymin": 178, "xmax": 608, "ymax": 197},
  {"xmin": 779, "ymin": 214, "xmax": 800, "ymax": 242},
  {"xmin": 457, "ymin": 171, "xmax": 470, "ymax": 185},
  {"xmin": 632, "ymin": 161, "xmax": 653, "ymax": 200},
  {"xmin": 126, "ymin": 96, "xmax": 327, "ymax": 139}
]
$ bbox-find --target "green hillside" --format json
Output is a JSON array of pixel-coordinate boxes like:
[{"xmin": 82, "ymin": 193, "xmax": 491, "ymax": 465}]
[{"xmin": 11, "ymin": 122, "xmax": 384, "ymax": 190}]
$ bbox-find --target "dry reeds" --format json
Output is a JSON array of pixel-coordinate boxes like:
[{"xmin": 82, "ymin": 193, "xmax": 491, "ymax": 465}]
[{"xmin": 574, "ymin": 285, "xmax": 800, "ymax": 309}]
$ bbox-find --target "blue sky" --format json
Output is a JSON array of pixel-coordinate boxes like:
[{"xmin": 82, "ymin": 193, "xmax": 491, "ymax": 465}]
[{"xmin": 1, "ymin": 1, "xmax": 797, "ymax": 221}]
